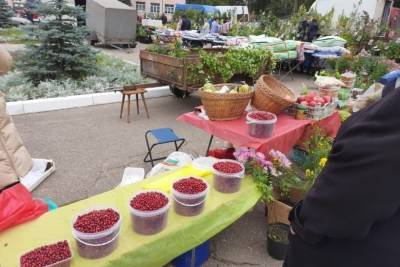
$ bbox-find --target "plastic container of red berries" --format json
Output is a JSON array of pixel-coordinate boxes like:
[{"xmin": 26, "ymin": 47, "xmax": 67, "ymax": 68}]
[
  {"xmin": 172, "ymin": 177, "xmax": 209, "ymax": 216},
  {"xmin": 246, "ymin": 111, "xmax": 277, "ymax": 138},
  {"xmin": 19, "ymin": 240, "xmax": 72, "ymax": 267},
  {"xmin": 129, "ymin": 191, "xmax": 170, "ymax": 235},
  {"xmin": 212, "ymin": 160, "xmax": 245, "ymax": 193},
  {"xmin": 71, "ymin": 207, "xmax": 121, "ymax": 259}
]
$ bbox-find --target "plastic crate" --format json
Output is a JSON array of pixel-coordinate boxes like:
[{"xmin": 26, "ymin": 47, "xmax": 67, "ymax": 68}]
[
  {"xmin": 171, "ymin": 241, "xmax": 210, "ymax": 267},
  {"xmin": 286, "ymin": 101, "xmax": 336, "ymax": 121}
]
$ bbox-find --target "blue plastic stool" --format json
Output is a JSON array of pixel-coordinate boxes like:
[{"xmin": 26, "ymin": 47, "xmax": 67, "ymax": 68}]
[
  {"xmin": 171, "ymin": 241, "xmax": 210, "ymax": 267},
  {"xmin": 144, "ymin": 128, "xmax": 185, "ymax": 167}
]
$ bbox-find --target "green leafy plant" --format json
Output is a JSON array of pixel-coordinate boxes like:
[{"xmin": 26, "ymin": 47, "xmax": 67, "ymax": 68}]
[
  {"xmin": 147, "ymin": 40, "xmax": 189, "ymax": 58},
  {"xmin": 377, "ymin": 41, "xmax": 400, "ymax": 63},
  {"xmin": 300, "ymin": 127, "xmax": 333, "ymax": 192},
  {"xmin": 194, "ymin": 47, "xmax": 275, "ymax": 83}
]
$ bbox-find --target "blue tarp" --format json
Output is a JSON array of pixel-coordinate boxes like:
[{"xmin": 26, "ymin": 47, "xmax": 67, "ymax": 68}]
[{"xmin": 175, "ymin": 4, "xmax": 219, "ymax": 14}]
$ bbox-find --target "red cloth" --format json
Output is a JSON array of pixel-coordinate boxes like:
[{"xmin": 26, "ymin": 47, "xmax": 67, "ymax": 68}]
[
  {"xmin": 0, "ymin": 183, "xmax": 48, "ymax": 232},
  {"xmin": 177, "ymin": 112, "xmax": 341, "ymax": 154}
]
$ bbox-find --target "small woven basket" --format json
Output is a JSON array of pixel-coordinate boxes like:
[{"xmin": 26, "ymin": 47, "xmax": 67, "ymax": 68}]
[
  {"xmin": 199, "ymin": 84, "xmax": 253, "ymax": 121},
  {"xmin": 252, "ymin": 75, "xmax": 296, "ymax": 113}
]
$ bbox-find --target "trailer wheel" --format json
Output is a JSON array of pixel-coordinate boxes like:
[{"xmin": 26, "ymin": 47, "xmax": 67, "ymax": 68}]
[{"xmin": 170, "ymin": 86, "xmax": 189, "ymax": 98}]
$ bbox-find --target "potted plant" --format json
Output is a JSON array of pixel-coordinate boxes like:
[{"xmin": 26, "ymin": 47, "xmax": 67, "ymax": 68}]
[{"xmin": 234, "ymin": 148, "xmax": 290, "ymax": 260}]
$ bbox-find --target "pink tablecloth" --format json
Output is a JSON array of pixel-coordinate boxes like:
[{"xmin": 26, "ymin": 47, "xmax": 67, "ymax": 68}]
[{"xmin": 177, "ymin": 112, "xmax": 341, "ymax": 154}]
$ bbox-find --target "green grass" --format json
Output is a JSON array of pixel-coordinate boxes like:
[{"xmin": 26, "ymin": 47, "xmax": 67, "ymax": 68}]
[{"xmin": 0, "ymin": 27, "xmax": 36, "ymax": 44}]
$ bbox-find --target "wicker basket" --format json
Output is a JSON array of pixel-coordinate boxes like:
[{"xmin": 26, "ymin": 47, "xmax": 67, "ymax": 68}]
[
  {"xmin": 199, "ymin": 84, "xmax": 253, "ymax": 121},
  {"xmin": 252, "ymin": 75, "xmax": 296, "ymax": 113},
  {"xmin": 319, "ymin": 86, "xmax": 340, "ymax": 99}
]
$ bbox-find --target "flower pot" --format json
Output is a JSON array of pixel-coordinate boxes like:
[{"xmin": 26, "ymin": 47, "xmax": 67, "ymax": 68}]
[
  {"xmin": 267, "ymin": 198, "xmax": 293, "ymax": 225},
  {"xmin": 267, "ymin": 223, "xmax": 289, "ymax": 260}
]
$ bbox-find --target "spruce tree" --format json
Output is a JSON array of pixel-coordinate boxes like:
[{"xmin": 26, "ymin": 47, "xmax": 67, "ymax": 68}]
[
  {"xmin": 19, "ymin": 0, "xmax": 97, "ymax": 84},
  {"xmin": 0, "ymin": 0, "xmax": 14, "ymax": 28}
]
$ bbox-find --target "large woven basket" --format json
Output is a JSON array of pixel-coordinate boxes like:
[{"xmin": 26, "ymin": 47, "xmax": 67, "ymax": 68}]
[
  {"xmin": 199, "ymin": 84, "xmax": 253, "ymax": 121},
  {"xmin": 252, "ymin": 75, "xmax": 296, "ymax": 113}
]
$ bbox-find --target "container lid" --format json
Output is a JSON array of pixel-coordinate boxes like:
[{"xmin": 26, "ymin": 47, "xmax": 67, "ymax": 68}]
[{"xmin": 192, "ymin": 157, "xmax": 218, "ymax": 171}]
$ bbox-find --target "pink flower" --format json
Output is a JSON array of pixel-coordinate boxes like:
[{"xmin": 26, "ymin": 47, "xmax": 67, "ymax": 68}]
[{"xmin": 269, "ymin": 149, "xmax": 292, "ymax": 168}]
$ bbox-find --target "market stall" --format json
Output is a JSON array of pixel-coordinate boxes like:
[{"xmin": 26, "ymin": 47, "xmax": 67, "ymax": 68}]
[
  {"xmin": 0, "ymin": 165, "xmax": 260, "ymax": 267},
  {"xmin": 177, "ymin": 110, "xmax": 340, "ymax": 155}
]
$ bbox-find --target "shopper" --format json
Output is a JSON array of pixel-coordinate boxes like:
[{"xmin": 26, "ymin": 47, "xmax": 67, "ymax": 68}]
[
  {"xmin": 306, "ymin": 18, "xmax": 319, "ymax": 42},
  {"xmin": 220, "ymin": 19, "xmax": 231, "ymax": 36},
  {"xmin": 161, "ymin": 13, "xmax": 167, "ymax": 25},
  {"xmin": 284, "ymin": 87, "xmax": 400, "ymax": 267},
  {"xmin": 210, "ymin": 17, "xmax": 220, "ymax": 34},
  {"xmin": 180, "ymin": 14, "xmax": 191, "ymax": 31}
]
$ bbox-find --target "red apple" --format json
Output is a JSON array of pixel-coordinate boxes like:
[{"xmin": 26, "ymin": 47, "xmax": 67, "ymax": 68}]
[
  {"xmin": 300, "ymin": 101, "xmax": 308, "ymax": 106},
  {"xmin": 323, "ymin": 96, "xmax": 331, "ymax": 103},
  {"xmin": 309, "ymin": 101, "xmax": 316, "ymax": 107}
]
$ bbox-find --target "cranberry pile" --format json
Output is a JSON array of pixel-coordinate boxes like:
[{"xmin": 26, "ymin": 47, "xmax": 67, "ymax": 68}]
[
  {"xmin": 248, "ymin": 112, "xmax": 275, "ymax": 121},
  {"xmin": 73, "ymin": 208, "xmax": 120, "ymax": 233},
  {"xmin": 20, "ymin": 241, "xmax": 71, "ymax": 267},
  {"xmin": 213, "ymin": 161, "xmax": 243, "ymax": 174},
  {"xmin": 130, "ymin": 192, "xmax": 169, "ymax": 211},
  {"xmin": 173, "ymin": 177, "xmax": 207, "ymax": 194}
]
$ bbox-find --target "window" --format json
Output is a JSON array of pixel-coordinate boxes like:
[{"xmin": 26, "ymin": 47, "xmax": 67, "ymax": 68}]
[
  {"xmin": 165, "ymin": 4, "xmax": 174, "ymax": 14},
  {"xmin": 150, "ymin": 3, "xmax": 160, "ymax": 14},
  {"xmin": 136, "ymin": 1, "xmax": 145, "ymax": 11}
]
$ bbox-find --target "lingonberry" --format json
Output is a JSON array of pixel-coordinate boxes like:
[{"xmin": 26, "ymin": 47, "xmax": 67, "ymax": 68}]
[
  {"xmin": 213, "ymin": 161, "xmax": 243, "ymax": 174},
  {"xmin": 20, "ymin": 241, "xmax": 71, "ymax": 267},
  {"xmin": 173, "ymin": 177, "xmax": 207, "ymax": 194},
  {"xmin": 248, "ymin": 112, "xmax": 275, "ymax": 121},
  {"xmin": 73, "ymin": 208, "xmax": 120, "ymax": 233},
  {"xmin": 130, "ymin": 192, "xmax": 169, "ymax": 211}
]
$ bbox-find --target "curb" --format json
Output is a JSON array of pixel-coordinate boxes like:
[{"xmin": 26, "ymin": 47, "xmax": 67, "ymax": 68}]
[{"xmin": 6, "ymin": 86, "xmax": 171, "ymax": 115}]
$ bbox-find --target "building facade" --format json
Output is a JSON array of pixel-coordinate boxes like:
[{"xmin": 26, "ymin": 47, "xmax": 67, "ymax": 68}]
[{"xmin": 133, "ymin": 0, "xmax": 185, "ymax": 18}]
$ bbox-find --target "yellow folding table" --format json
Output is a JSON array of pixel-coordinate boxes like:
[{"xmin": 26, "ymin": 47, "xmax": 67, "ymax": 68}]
[{"xmin": 0, "ymin": 165, "xmax": 260, "ymax": 267}]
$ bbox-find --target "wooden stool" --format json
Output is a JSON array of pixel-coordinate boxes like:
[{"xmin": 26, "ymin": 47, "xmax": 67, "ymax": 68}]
[{"xmin": 118, "ymin": 83, "xmax": 160, "ymax": 123}]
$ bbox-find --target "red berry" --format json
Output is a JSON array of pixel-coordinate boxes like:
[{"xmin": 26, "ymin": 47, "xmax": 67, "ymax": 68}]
[
  {"xmin": 20, "ymin": 240, "xmax": 71, "ymax": 267},
  {"xmin": 173, "ymin": 177, "xmax": 207, "ymax": 194},
  {"xmin": 248, "ymin": 112, "xmax": 275, "ymax": 121},
  {"xmin": 130, "ymin": 192, "xmax": 169, "ymax": 211},
  {"xmin": 73, "ymin": 209, "xmax": 120, "ymax": 233},
  {"xmin": 213, "ymin": 161, "xmax": 243, "ymax": 174}
]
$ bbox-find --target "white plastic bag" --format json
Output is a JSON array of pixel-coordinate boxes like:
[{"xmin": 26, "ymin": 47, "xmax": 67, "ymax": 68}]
[{"xmin": 146, "ymin": 151, "xmax": 193, "ymax": 178}]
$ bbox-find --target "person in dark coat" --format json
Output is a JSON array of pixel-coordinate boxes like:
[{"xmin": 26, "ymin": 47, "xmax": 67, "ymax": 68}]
[
  {"xmin": 306, "ymin": 18, "xmax": 319, "ymax": 42},
  {"xmin": 297, "ymin": 18, "xmax": 308, "ymax": 41},
  {"xmin": 180, "ymin": 14, "xmax": 191, "ymax": 31},
  {"xmin": 161, "ymin": 13, "xmax": 167, "ymax": 25},
  {"xmin": 284, "ymin": 87, "xmax": 400, "ymax": 267}
]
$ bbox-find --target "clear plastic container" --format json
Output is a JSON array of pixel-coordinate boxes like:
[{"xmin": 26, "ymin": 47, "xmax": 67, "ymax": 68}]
[
  {"xmin": 19, "ymin": 241, "xmax": 72, "ymax": 267},
  {"xmin": 246, "ymin": 112, "xmax": 277, "ymax": 138},
  {"xmin": 172, "ymin": 178, "xmax": 208, "ymax": 216},
  {"xmin": 71, "ymin": 207, "xmax": 121, "ymax": 245},
  {"xmin": 212, "ymin": 160, "xmax": 245, "ymax": 193},
  {"xmin": 129, "ymin": 191, "xmax": 170, "ymax": 235},
  {"xmin": 74, "ymin": 230, "xmax": 119, "ymax": 259},
  {"xmin": 173, "ymin": 196, "xmax": 206, "ymax": 217}
]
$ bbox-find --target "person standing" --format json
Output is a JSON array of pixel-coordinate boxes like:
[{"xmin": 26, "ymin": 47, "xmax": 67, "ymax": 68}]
[
  {"xmin": 210, "ymin": 17, "xmax": 220, "ymax": 34},
  {"xmin": 297, "ymin": 18, "xmax": 308, "ymax": 41},
  {"xmin": 201, "ymin": 18, "xmax": 210, "ymax": 34},
  {"xmin": 220, "ymin": 19, "xmax": 231, "ymax": 36},
  {"xmin": 284, "ymin": 87, "xmax": 400, "ymax": 267},
  {"xmin": 306, "ymin": 18, "xmax": 319, "ymax": 42},
  {"xmin": 180, "ymin": 14, "xmax": 191, "ymax": 31},
  {"xmin": 161, "ymin": 13, "xmax": 167, "ymax": 25}
]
